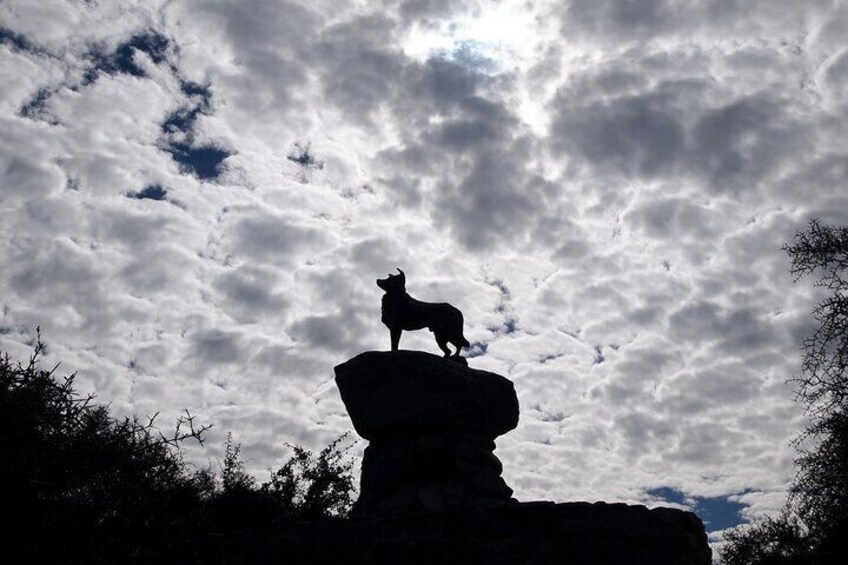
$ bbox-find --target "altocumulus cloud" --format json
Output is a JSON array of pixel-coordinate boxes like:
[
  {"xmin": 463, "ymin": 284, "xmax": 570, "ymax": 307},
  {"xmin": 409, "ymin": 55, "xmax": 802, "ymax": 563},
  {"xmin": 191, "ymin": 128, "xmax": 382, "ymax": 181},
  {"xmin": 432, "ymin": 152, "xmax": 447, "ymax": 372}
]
[{"xmin": 2, "ymin": 0, "xmax": 848, "ymax": 550}]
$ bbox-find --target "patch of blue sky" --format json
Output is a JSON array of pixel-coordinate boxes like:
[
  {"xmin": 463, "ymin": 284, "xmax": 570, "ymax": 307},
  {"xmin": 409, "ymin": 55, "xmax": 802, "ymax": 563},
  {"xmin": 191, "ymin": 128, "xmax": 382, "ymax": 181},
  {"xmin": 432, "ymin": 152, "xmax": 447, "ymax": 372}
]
[{"xmin": 647, "ymin": 487, "xmax": 748, "ymax": 533}]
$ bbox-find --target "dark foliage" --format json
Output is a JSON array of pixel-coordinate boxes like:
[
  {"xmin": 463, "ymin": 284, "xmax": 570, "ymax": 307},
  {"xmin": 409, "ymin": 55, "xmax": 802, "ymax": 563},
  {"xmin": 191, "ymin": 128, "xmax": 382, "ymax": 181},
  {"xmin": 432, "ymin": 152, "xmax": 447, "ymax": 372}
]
[
  {"xmin": 0, "ymin": 332, "xmax": 356, "ymax": 564},
  {"xmin": 785, "ymin": 220, "xmax": 848, "ymax": 562},
  {"xmin": 784, "ymin": 219, "xmax": 848, "ymax": 419},
  {"xmin": 261, "ymin": 436, "xmax": 356, "ymax": 519},
  {"xmin": 792, "ymin": 409, "xmax": 848, "ymax": 562},
  {"xmin": 720, "ymin": 512, "xmax": 809, "ymax": 565},
  {"xmin": 721, "ymin": 220, "xmax": 848, "ymax": 564}
]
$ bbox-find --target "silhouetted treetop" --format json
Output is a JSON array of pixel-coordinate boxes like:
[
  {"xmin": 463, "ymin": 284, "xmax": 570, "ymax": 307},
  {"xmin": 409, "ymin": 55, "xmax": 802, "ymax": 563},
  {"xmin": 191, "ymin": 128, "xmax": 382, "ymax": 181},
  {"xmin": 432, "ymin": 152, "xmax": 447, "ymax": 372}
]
[
  {"xmin": 783, "ymin": 219, "xmax": 848, "ymax": 418},
  {"xmin": 784, "ymin": 219, "xmax": 848, "ymax": 290},
  {"xmin": 1, "ymin": 331, "xmax": 355, "ymax": 564},
  {"xmin": 721, "ymin": 219, "xmax": 848, "ymax": 564}
]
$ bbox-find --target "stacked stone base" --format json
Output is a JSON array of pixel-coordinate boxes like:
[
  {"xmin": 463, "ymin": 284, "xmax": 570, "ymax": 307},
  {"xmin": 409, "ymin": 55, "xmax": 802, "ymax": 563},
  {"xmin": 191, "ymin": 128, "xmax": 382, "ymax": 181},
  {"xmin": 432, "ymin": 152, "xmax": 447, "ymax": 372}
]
[
  {"xmin": 355, "ymin": 431, "xmax": 514, "ymax": 515},
  {"xmin": 334, "ymin": 351, "xmax": 519, "ymax": 517},
  {"xmin": 157, "ymin": 501, "xmax": 712, "ymax": 564}
]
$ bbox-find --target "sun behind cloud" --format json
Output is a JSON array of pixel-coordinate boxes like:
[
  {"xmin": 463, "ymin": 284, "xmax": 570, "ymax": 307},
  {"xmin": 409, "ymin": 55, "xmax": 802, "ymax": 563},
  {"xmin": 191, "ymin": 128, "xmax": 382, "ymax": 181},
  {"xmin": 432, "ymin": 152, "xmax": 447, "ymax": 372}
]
[{"xmin": 402, "ymin": 0, "xmax": 543, "ymax": 71}]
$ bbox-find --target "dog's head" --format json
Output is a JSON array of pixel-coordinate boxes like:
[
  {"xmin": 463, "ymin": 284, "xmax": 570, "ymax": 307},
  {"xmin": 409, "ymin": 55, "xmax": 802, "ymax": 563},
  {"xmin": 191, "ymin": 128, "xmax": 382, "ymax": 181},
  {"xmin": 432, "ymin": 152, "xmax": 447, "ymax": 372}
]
[{"xmin": 377, "ymin": 268, "xmax": 406, "ymax": 293}]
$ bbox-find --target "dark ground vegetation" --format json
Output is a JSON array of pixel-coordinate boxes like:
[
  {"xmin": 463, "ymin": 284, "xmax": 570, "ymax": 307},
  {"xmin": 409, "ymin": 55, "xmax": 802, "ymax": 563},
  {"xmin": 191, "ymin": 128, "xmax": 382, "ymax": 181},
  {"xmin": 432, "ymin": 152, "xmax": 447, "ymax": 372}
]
[{"xmin": 0, "ymin": 333, "xmax": 355, "ymax": 564}]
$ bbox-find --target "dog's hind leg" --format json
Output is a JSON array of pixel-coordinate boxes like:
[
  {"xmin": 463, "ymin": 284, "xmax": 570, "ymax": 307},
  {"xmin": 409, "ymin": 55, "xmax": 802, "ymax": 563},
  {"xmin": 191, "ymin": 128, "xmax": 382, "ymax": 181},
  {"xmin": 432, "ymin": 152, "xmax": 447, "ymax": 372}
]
[
  {"xmin": 434, "ymin": 332, "xmax": 451, "ymax": 357},
  {"xmin": 390, "ymin": 328, "xmax": 402, "ymax": 351}
]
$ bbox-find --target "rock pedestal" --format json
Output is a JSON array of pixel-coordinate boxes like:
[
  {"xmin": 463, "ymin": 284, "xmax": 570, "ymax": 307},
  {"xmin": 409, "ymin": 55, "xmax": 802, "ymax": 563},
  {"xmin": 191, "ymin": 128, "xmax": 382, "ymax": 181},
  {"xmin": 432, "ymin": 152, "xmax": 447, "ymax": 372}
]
[
  {"xmin": 326, "ymin": 350, "xmax": 712, "ymax": 564},
  {"xmin": 334, "ymin": 351, "xmax": 518, "ymax": 516}
]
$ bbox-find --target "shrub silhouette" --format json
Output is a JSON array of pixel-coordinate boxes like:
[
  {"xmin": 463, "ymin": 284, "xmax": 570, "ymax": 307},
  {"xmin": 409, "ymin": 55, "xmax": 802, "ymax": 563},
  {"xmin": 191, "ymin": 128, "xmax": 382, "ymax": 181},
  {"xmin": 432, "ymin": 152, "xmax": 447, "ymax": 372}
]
[
  {"xmin": 261, "ymin": 435, "xmax": 356, "ymax": 520},
  {"xmin": 208, "ymin": 432, "xmax": 356, "ymax": 531},
  {"xmin": 721, "ymin": 220, "xmax": 848, "ymax": 564},
  {"xmin": 0, "ymin": 331, "xmax": 355, "ymax": 564}
]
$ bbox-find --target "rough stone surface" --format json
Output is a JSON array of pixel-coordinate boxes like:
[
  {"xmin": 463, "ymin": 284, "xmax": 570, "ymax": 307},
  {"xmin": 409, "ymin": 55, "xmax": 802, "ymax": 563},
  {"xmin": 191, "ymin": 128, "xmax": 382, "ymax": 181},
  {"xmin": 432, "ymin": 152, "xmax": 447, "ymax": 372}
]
[
  {"xmin": 159, "ymin": 501, "xmax": 712, "ymax": 564},
  {"xmin": 335, "ymin": 351, "xmax": 519, "ymax": 515}
]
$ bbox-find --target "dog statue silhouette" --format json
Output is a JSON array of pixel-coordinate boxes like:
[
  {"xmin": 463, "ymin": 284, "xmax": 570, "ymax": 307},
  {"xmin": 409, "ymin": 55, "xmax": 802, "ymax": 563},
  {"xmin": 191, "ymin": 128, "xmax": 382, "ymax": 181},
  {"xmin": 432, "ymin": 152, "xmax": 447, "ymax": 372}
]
[{"xmin": 377, "ymin": 269, "xmax": 470, "ymax": 358}]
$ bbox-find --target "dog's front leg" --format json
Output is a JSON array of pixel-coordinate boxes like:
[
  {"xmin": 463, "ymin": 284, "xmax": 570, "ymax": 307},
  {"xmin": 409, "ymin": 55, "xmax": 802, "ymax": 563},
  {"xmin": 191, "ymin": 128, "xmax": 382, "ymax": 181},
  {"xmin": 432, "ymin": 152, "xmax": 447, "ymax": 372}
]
[{"xmin": 390, "ymin": 328, "xmax": 402, "ymax": 351}]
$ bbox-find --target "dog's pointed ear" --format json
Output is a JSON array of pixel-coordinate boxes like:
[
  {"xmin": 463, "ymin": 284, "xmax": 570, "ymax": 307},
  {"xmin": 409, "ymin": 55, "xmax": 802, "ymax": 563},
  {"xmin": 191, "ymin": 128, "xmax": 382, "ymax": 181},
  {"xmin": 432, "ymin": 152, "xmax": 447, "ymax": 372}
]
[{"xmin": 397, "ymin": 268, "xmax": 405, "ymax": 277}]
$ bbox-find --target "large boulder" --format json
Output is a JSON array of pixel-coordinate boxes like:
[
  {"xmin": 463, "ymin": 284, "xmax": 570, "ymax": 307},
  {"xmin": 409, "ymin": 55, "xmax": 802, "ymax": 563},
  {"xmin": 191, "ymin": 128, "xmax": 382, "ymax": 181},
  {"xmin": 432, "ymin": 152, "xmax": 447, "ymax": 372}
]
[
  {"xmin": 335, "ymin": 351, "xmax": 519, "ymax": 440},
  {"xmin": 335, "ymin": 351, "xmax": 518, "ymax": 515}
]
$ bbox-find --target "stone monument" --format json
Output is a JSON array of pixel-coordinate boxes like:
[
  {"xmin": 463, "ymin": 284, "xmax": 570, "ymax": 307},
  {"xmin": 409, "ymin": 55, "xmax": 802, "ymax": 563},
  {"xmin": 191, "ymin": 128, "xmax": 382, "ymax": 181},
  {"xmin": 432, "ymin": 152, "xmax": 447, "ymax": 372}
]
[
  {"xmin": 321, "ymin": 271, "xmax": 712, "ymax": 563},
  {"xmin": 335, "ymin": 350, "xmax": 517, "ymax": 515}
]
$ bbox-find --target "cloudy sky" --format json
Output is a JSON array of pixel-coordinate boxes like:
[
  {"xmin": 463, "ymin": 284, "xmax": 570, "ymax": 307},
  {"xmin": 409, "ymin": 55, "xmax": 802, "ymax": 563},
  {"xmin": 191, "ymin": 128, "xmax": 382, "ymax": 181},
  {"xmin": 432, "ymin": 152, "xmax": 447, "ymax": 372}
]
[{"xmin": 3, "ymin": 0, "xmax": 848, "ymax": 550}]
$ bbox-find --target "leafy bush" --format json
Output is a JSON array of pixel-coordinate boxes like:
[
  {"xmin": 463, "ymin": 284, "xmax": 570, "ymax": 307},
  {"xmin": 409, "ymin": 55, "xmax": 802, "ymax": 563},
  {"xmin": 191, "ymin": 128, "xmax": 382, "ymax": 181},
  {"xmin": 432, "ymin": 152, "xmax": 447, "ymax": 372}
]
[
  {"xmin": 261, "ymin": 435, "xmax": 356, "ymax": 520},
  {"xmin": 720, "ymin": 512, "xmax": 809, "ymax": 565},
  {"xmin": 0, "ymin": 331, "xmax": 356, "ymax": 563}
]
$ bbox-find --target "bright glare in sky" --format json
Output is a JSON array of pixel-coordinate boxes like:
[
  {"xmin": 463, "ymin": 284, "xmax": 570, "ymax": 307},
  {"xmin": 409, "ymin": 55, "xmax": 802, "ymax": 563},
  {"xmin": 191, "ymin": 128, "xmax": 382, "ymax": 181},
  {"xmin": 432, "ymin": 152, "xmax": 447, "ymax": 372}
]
[
  {"xmin": 403, "ymin": 2, "xmax": 552, "ymax": 135},
  {"xmin": 403, "ymin": 1, "xmax": 540, "ymax": 71}
]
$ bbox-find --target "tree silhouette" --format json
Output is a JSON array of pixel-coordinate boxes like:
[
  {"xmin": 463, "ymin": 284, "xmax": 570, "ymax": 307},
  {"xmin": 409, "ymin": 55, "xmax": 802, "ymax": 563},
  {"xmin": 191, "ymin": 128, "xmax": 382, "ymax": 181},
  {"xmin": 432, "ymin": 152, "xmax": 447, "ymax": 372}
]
[
  {"xmin": 1, "ymin": 330, "xmax": 356, "ymax": 564},
  {"xmin": 721, "ymin": 514, "xmax": 808, "ymax": 565},
  {"xmin": 785, "ymin": 219, "xmax": 848, "ymax": 420},
  {"xmin": 721, "ymin": 220, "xmax": 848, "ymax": 564},
  {"xmin": 784, "ymin": 220, "xmax": 848, "ymax": 561}
]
